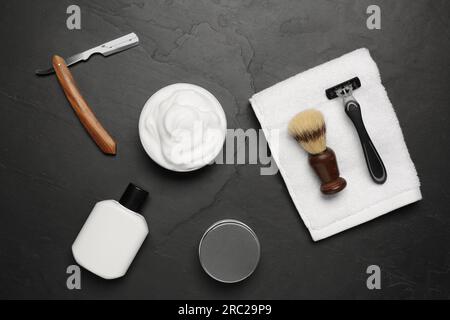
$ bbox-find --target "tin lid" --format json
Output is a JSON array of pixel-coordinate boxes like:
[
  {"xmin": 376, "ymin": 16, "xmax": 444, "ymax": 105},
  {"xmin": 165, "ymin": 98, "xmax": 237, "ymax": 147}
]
[{"xmin": 199, "ymin": 220, "xmax": 260, "ymax": 283}]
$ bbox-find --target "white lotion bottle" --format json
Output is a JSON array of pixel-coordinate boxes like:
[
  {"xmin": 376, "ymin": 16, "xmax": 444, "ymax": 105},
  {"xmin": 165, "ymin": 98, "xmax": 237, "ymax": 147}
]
[{"xmin": 72, "ymin": 183, "xmax": 149, "ymax": 279}]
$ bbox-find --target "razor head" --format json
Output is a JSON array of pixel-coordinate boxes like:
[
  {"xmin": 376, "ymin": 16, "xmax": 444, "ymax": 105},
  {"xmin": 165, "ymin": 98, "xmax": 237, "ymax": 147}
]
[{"xmin": 326, "ymin": 77, "xmax": 361, "ymax": 100}]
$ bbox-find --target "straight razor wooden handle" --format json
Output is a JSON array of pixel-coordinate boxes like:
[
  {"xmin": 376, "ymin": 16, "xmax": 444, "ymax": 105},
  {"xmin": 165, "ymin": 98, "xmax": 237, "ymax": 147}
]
[{"xmin": 52, "ymin": 55, "xmax": 117, "ymax": 155}]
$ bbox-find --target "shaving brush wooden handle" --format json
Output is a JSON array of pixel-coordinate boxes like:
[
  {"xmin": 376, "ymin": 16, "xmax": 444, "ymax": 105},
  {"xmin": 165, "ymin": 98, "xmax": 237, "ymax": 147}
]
[
  {"xmin": 308, "ymin": 148, "xmax": 346, "ymax": 195},
  {"xmin": 289, "ymin": 109, "xmax": 346, "ymax": 195}
]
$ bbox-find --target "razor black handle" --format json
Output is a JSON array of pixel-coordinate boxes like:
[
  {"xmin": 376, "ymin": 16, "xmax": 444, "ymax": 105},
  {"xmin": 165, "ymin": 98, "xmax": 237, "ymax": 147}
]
[{"xmin": 345, "ymin": 100, "xmax": 387, "ymax": 184}]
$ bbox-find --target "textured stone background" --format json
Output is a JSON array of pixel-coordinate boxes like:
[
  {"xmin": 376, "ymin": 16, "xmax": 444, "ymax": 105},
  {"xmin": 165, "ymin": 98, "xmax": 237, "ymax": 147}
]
[{"xmin": 0, "ymin": 0, "xmax": 449, "ymax": 299}]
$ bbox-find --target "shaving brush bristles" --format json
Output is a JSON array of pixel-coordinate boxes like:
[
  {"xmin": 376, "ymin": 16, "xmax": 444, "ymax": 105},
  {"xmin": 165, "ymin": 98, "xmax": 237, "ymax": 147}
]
[{"xmin": 288, "ymin": 109, "xmax": 327, "ymax": 155}]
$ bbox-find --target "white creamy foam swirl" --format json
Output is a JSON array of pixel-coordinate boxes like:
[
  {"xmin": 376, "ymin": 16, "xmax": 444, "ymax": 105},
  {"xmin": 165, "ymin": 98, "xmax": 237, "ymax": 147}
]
[{"xmin": 140, "ymin": 84, "xmax": 227, "ymax": 172}]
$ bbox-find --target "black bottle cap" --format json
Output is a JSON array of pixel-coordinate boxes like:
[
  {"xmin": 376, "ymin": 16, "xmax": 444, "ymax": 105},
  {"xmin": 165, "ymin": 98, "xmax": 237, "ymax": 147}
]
[{"xmin": 119, "ymin": 183, "xmax": 148, "ymax": 213}]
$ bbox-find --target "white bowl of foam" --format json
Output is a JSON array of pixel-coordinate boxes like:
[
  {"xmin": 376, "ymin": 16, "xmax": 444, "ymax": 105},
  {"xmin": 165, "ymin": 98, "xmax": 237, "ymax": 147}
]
[{"xmin": 139, "ymin": 83, "xmax": 227, "ymax": 172}]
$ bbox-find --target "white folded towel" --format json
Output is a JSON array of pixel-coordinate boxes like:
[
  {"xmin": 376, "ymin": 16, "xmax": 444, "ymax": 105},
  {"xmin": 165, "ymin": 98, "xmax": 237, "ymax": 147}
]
[{"xmin": 250, "ymin": 48, "xmax": 421, "ymax": 241}]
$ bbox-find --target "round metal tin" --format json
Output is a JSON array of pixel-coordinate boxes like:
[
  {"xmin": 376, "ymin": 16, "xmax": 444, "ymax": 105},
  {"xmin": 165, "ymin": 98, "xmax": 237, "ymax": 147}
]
[{"xmin": 199, "ymin": 220, "xmax": 260, "ymax": 283}]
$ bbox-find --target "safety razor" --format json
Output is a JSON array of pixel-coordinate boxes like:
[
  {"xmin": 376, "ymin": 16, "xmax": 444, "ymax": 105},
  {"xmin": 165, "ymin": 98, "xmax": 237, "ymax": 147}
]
[{"xmin": 326, "ymin": 77, "xmax": 387, "ymax": 184}]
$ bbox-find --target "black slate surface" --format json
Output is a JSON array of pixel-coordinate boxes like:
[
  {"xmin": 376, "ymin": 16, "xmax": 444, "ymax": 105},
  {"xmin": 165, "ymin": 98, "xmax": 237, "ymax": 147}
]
[{"xmin": 0, "ymin": 0, "xmax": 449, "ymax": 299}]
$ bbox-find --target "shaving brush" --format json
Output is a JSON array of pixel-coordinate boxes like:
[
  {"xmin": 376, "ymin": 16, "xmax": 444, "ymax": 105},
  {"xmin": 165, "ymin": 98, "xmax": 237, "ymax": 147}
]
[{"xmin": 288, "ymin": 109, "xmax": 347, "ymax": 195}]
